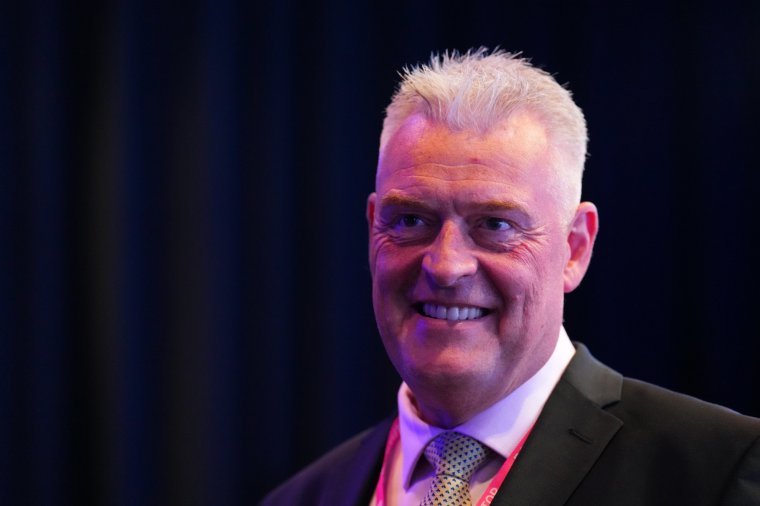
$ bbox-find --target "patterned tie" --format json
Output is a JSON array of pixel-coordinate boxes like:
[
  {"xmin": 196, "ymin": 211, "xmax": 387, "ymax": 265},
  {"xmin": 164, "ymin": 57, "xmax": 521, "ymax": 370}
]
[{"xmin": 420, "ymin": 431, "xmax": 490, "ymax": 506}]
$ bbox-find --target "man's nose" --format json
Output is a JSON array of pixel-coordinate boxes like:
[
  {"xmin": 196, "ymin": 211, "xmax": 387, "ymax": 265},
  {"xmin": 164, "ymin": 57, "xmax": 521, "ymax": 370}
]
[{"xmin": 422, "ymin": 221, "xmax": 477, "ymax": 287}]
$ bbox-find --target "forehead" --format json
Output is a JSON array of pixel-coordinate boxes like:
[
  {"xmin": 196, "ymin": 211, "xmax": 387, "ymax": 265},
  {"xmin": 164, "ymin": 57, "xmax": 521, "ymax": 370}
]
[{"xmin": 377, "ymin": 112, "xmax": 552, "ymax": 194}]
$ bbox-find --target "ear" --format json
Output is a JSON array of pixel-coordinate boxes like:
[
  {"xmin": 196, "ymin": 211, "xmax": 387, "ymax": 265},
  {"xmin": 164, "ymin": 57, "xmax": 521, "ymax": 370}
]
[
  {"xmin": 366, "ymin": 192, "xmax": 377, "ymax": 225},
  {"xmin": 563, "ymin": 201, "xmax": 599, "ymax": 293},
  {"xmin": 366, "ymin": 193, "xmax": 377, "ymax": 275}
]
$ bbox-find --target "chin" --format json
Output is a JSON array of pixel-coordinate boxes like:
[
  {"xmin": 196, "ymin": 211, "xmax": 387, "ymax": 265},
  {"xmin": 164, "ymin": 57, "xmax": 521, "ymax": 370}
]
[{"xmin": 405, "ymin": 353, "xmax": 494, "ymax": 391}]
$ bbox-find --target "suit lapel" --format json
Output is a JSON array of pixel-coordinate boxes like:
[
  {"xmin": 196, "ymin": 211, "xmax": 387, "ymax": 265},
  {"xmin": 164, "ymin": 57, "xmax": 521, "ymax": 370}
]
[{"xmin": 491, "ymin": 344, "xmax": 624, "ymax": 506}]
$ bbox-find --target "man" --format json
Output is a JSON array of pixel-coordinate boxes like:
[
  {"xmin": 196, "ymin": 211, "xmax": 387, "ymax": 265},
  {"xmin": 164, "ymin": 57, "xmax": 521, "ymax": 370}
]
[{"xmin": 262, "ymin": 49, "xmax": 760, "ymax": 505}]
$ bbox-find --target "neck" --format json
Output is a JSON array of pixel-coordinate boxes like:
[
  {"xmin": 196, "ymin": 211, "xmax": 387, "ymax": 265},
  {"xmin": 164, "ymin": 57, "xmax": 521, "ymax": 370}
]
[
  {"xmin": 410, "ymin": 384, "xmax": 510, "ymax": 429},
  {"xmin": 406, "ymin": 350, "xmax": 554, "ymax": 428}
]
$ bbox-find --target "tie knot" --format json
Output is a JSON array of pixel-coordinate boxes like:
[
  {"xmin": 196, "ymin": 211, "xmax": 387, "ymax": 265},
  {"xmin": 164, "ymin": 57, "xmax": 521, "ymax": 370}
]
[{"xmin": 424, "ymin": 432, "xmax": 489, "ymax": 481}]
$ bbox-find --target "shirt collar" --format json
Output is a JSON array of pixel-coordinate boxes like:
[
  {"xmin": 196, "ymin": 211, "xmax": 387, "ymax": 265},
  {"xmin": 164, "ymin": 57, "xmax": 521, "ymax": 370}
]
[{"xmin": 396, "ymin": 326, "xmax": 575, "ymax": 489}]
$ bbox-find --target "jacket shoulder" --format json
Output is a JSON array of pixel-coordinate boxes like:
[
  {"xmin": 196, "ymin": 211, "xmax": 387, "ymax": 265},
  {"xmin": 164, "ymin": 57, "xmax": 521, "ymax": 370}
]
[
  {"xmin": 567, "ymin": 343, "xmax": 760, "ymax": 437},
  {"xmin": 616, "ymin": 376, "xmax": 760, "ymax": 436}
]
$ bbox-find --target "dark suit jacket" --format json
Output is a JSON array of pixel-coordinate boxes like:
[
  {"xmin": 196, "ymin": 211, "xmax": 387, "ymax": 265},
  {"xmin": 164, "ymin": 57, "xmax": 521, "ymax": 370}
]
[{"xmin": 261, "ymin": 344, "xmax": 760, "ymax": 505}]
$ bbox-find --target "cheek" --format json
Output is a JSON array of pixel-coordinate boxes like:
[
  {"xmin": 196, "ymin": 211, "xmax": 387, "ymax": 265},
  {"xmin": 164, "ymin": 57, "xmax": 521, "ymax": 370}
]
[
  {"xmin": 372, "ymin": 241, "xmax": 422, "ymax": 287},
  {"xmin": 484, "ymin": 251, "xmax": 563, "ymax": 326},
  {"xmin": 481, "ymin": 254, "xmax": 534, "ymax": 300},
  {"xmin": 509, "ymin": 240, "xmax": 568, "ymax": 289}
]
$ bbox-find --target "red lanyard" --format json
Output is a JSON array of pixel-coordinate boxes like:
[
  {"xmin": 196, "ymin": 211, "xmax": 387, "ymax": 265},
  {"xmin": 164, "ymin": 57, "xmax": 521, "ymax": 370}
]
[{"xmin": 374, "ymin": 418, "xmax": 533, "ymax": 506}]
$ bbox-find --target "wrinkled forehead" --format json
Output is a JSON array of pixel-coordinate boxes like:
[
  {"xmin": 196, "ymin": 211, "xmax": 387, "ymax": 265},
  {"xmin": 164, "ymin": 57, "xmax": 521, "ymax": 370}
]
[{"xmin": 377, "ymin": 112, "xmax": 551, "ymax": 181}]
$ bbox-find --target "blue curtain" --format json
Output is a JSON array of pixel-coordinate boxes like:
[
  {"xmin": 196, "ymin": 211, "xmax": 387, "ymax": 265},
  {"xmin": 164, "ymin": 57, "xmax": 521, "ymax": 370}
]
[{"xmin": 2, "ymin": 1, "xmax": 759, "ymax": 504}]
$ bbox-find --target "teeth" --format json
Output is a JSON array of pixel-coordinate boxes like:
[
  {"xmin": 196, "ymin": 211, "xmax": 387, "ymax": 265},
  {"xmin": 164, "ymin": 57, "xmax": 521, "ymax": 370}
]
[{"xmin": 422, "ymin": 303, "xmax": 485, "ymax": 321}]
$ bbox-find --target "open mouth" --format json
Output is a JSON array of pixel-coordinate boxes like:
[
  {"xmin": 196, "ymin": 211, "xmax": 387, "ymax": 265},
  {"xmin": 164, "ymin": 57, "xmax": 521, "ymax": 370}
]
[{"xmin": 415, "ymin": 303, "xmax": 490, "ymax": 321}]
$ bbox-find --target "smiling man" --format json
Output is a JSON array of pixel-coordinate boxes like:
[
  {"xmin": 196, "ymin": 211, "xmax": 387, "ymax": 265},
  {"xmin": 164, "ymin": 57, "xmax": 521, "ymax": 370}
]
[{"xmin": 261, "ymin": 49, "xmax": 760, "ymax": 506}]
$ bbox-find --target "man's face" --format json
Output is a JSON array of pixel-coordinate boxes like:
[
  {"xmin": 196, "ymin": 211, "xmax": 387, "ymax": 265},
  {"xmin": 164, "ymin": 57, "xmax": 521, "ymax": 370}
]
[{"xmin": 367, "ymin": 111, "xmax": 588, "ymax": 424}]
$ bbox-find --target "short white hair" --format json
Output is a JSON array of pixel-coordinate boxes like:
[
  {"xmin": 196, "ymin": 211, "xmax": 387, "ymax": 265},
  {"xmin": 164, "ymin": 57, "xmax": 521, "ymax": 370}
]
[{"xmin": 379, "ymin": 48, "xmax": 588, "ymax": 217}]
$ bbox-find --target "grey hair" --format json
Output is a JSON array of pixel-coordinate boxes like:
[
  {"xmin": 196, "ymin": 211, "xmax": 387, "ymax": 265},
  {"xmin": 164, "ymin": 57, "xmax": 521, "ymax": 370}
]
[{"xmin": 379, "ymin": 48, "xmax": 588, "ymax": 217}]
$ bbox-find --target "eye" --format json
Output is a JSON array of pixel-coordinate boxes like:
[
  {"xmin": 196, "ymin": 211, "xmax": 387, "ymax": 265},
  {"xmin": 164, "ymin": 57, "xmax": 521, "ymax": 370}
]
[
  {"xmin": 385, "ymin": 213, "xmax": 434, "ymax": 243},
  {"xmin": 482, "ymin": 217, "xmax": 512, "ymax": 231},
  {"xmin": 397, "ymin": 214, "xmax": 425, "ymax": 228}
]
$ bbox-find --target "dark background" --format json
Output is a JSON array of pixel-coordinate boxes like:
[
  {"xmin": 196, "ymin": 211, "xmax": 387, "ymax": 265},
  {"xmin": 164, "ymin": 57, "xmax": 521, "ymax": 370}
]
[{"xmin": 2, "ymin": 1, "xmax": 759, "ymax": 504}]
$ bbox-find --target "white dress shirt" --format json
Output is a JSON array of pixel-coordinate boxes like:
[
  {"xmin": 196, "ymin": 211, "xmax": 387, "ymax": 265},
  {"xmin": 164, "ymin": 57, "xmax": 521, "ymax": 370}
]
[{"xmin": 370, "ymin": 327, "xmax": 575, "ymax": 506}]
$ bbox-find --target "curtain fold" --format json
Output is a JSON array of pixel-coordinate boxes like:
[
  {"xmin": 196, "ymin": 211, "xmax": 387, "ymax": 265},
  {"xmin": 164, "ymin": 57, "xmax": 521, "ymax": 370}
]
[{"xmin": 2, "ymin": 1, "xmax": 759, "ymax": 504}]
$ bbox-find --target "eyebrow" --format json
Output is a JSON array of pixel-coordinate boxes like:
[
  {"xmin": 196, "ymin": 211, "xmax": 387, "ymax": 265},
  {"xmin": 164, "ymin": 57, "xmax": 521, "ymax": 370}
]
[
  {"xmin": 378, "ymin": 194, "xmax": 429, "ymax": 209},
  {"xmin": 379, "ymin": 194, "xmax": 529, "ymax": 215},
  {"xmin": 475, "ymin": 200, "xmax": 529, "ymax": 214}
]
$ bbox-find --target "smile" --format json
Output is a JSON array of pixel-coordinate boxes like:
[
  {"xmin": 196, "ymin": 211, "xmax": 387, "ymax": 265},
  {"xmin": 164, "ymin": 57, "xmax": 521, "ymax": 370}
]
[{"xmin": 418, "ymin": 303, "xmax": 489, "ymax": 321}]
